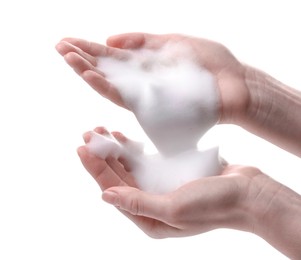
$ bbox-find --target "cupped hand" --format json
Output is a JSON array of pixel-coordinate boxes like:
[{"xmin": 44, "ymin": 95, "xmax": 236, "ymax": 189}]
[
  {"xmin": 78, "ymin": 127, "xmax": 266, "ymax": 238},
  {"xmin": 56, "ymin": 33, "xmax": 249, "ymax": 124}
]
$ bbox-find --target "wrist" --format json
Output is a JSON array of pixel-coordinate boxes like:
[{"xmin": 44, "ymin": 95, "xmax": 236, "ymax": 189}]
[
  {"xmin": 243, "ymin": 65, "xmax": 285, "ymax": 126},
  {"xmin": 239, "ymin": 66, "xmax": 301, "ymax": 156},
  {"xmin": 217, "ymin": 62, "xmax": 249, "ymax": 125},
  {"xmin": 243, "ymin": 173, "xmax": 301, "ymax": 258}
]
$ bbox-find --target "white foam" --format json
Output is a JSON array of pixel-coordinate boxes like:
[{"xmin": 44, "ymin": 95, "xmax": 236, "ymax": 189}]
[{"xmin": 87, "ymin": 41, "xmax": 223, "ymax": 193}]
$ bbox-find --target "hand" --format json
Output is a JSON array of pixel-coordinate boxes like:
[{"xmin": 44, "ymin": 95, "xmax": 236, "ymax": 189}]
[
  {"xmin": 56, "ymin": 33, "xmax": 301, "ymax": 155},
  {"xmin": 58, "ymin": 32, "xmax": 301, "ymax": 258},
  {"xmin": 78, "ymin": 129, "xmax": 301, "ymax": 258},
  {"xmin": 56, "ymin": 33, "xmax": 249, "ymax": 124},
  {"xmin": 78, "ymin": 127, "xmax": 262, "ymax": 238}
]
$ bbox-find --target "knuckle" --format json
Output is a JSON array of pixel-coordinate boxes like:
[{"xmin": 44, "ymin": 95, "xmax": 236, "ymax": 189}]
[{"xmin": 127, "ymin": 194, "xmax": 144, "ymax": 216}]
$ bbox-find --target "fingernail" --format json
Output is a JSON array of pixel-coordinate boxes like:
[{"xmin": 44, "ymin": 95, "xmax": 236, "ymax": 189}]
[
  {"xmin": 77, "ymin": 146, "xmax": 86, "ymax": 157},
  {"xmin": 102, "ymin": 190, "xmax": 119, "ymax": 206}
]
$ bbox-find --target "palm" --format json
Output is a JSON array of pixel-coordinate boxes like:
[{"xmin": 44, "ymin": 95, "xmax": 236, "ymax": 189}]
[
  {"xmin": 56, "ymin": 33, "xmax": 249, "ymax": 123},
  {"xmin": 78, "ymin": 128, "xmax": 259, "ymax": 238}
]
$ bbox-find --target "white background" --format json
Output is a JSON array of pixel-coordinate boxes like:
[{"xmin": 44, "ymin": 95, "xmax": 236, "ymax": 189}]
[{"xmin": 0, "ymin": 0, "xmax": 300, "ymax": 259}]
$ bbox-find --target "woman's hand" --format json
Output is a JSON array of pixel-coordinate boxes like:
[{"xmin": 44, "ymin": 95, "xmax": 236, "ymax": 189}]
[
  {"xmin": 57, "ymin": 33, "xmax": 301, "ymax": 155},
  {"xmin": 77, "ymin": 128, "xmax": 267, "ymax": 238},
  {"xmin": 78, "ymin": 128, "xmax": 301, "ymax": 258},
  {"xmin": 56, "ymin": 33, "xmax": 248, "ymax": 124}
]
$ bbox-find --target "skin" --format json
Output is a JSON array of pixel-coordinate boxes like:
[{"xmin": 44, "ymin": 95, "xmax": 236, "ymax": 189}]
[{"xmin": 56, "ymin": 33, "xmax": 301, "ymax": 258}]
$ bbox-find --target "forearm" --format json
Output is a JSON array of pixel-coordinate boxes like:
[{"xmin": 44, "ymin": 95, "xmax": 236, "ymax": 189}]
[
  {"xmin": 251, "ymin": 179, "xmax": 301, "ymax": 259},
  {"xmin": 242, "ymin": 66, "xmax": 301, "ymax": 156}
]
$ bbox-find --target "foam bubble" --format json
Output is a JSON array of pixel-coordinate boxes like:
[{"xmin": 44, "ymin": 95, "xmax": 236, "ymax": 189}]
[{"xmin": 88, "ymin": 41, "xmax": 223, "ymax": 193}]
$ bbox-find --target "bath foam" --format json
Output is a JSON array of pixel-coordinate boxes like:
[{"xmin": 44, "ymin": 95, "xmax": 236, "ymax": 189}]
[{"xmin": 87, "ymin": 41, "xmax": 223, "ymax": 193}]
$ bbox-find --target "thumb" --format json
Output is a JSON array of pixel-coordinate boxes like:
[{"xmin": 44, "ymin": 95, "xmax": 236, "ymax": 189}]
[
  {"xmin": 102, "ymin": 186, "xmax": 167, "ymax": 219},
  {"xmin": 106, "ymin": 33, "xmax": 147, "ymax": 49}
]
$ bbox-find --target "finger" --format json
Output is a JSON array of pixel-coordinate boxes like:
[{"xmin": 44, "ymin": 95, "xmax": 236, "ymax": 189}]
[
  {"xmin": 106, "ymin": 33, "xmax": 147, "ymax": 49},
  {"xmin": 110, "ymin": 131, "xmax": 131, "ymax": 171},
  {"xmin": 82, "ymin": 131, "xmax": 91, "ymax": 144},
  {"xmin": 111, "ymin": 131, "xmax": 143, "ymax": 171},
  {"xmin": 112, "ymin": 131, "xmax": 143, "ymax": 153},
  {"xmin": 59, "ymin": 38, "xmax": 112, "ymax": 57},
  {"xmin": 82, "ymin": 127, "xmax": 137, "ymax": 186},
  {"xmin": 111, "ymin": 131, "xmax": 128, "ymax": 143},
  {"xmin": 82, "ymin": 127, "xmax": 109, "ymax": 144},
  {"xmin": 102, "ymin": 186, "xmax": 170, "ymax": 221},
  {"xmin": 60, "ymin": 37, "xmax": 129, "ymax": 59},
  {"xmin": 106, "ymin": 157, "xmax": 137, "ymax": 187},
  {"xmin": 82, "ymin": 70, "xmax": 128, "ymax": 109},
  {"xmin": 103, "ymin": 187, "xmax": 190, "ymax": 237},
  {"xmin": 95, "ymin": 128, "xmax": 137, "ymax": 185},
  {"xmin": 63, "ymin": 51, "xmax": 104, "ymax": 77},
  {"xmin": 110, "ymin": 131, "xmax": 133, "ymax": 172},
  {"xmin": 77, "ymin": 146, "xmax": 126, "ymax": 190},
  {"xmin": 94, "ymin": 126, "xmax": 110, "ymax": 135},
  {"xmin": 117, "ymin": 209, "xmax": 181, "ymax": 239},
  {"xmin": 56, "ymin": 41, "xmax": 97, "ymax": 66},
  {"xmin": 106, "ymin": 33, "xmax": 173, "ymax": 50}
]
